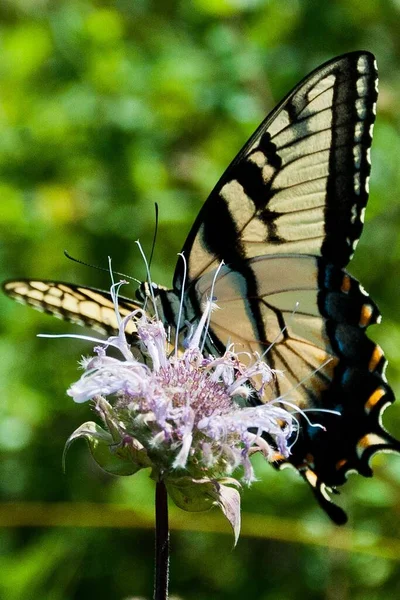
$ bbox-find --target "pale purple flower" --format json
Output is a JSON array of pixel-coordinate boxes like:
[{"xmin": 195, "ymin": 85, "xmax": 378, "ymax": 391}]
[
  {"xmin": 63, "ymin": 280, "xmax": 299, "ymax": 543},
  {"xmin": 67, "ymin": 293, "xmax": 295, "ymax": 484}
]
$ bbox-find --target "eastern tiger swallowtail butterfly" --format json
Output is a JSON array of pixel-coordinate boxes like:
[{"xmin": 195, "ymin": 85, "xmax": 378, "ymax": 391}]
[{"xmin": 3, "ymin": 51, "xmax": 399, "ymax": 524}]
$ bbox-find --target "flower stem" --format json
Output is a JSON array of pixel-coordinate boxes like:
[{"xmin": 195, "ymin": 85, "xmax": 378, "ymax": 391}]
[{"xmin": 154, "ymin": 479, "xmax": 170, "ymax": 600}]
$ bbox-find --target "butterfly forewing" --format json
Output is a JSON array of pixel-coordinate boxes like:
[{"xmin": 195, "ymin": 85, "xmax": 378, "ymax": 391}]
[
  {"xmin": 174, "ymin": 52, "xmax": 377, "ymax": 288},
  {"xmin": 3, "ymin": 280, "xmax": 141, "ymax": 338}
]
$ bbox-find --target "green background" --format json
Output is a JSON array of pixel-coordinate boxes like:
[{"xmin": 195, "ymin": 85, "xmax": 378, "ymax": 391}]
[{"xmin": 1, "ymin": 1, "xmax": 400, "ymax": 599}]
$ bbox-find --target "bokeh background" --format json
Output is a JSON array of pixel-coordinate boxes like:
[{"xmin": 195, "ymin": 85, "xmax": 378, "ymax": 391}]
[{"xmin": 1, "ymin": 1, "xmax": 400, "ymax": 599}]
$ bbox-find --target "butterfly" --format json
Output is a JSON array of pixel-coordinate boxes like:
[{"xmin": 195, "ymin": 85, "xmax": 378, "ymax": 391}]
[{"xmin": 4, "ymin": 51, "xmax": 399, "ymax": 524}]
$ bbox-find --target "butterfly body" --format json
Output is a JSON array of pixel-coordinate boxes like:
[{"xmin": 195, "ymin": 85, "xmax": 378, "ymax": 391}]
[{"xmin": 4, "ymin": 51, "xmax": 399, "ymax": 523}]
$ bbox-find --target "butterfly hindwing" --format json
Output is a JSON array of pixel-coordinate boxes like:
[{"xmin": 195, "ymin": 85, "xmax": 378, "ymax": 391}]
[{"xmin": 191, "ymin": 253, "xmax": 399, "ymax": 522}]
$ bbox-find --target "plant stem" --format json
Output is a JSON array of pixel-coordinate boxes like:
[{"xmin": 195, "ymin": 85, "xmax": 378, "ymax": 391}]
[{"xmin": 154, "ymin": 479, "xmax": 170, "ymax": 600}]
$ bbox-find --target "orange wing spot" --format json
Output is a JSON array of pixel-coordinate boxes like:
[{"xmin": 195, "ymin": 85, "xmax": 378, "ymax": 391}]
[
  {"xmin": 359, "ymin": 303, "xmax": 373, "ymax": 327},
  {"xmin": 356, "ymin": 433, "xmax": 386, "ymax": 458},
  {"xmin": 365, "ymin": 386, "xmax": 386, "ymax": 413},
  {"xmin": 271, "ymin": 452, "xmax": 286, "ymax": 462},
  {"xmin": 368, "ymin": 345, "xmax": 384, "ymax": 372},
  {"xmin": 341, "ymin": 274, "xmax": 351, "ymax": 293},
  {"xmin": 335, "ymin": 458, "xmax": 348, "ymax": 470}
]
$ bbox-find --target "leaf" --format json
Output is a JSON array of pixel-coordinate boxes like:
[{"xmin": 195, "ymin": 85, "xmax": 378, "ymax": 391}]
[
  {"xmin": 166, "ymin": 477, "xmax": 215, "ymax": 512},
  {"xmin": 211, "ymin": 480, "xmax": 242, "ymax": 546},
  {"xmin": 166, "ymin": 476, "xmax": 242, "ymax": 544},
  {"xmin": 63, "ymin": 421, "xmax": 151, "ymax": 476}
]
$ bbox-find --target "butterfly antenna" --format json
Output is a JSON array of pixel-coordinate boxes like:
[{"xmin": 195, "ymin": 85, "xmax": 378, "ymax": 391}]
[
  {"xmin": 135, "ymin": 240, "xmax": 159, "ymax": 320},
  {"xmin": 63, "ymin": 250, "xmax": 142, "ymax": 286},
  {"xmin": 148, "ymin": 202, "xmax": 159, "ymax": 269}
]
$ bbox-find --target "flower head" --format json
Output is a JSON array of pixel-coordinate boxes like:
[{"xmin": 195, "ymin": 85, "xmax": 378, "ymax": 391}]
[{"xmin": 64, "ymin": 283, "xmax": 297, "ymax": 543}]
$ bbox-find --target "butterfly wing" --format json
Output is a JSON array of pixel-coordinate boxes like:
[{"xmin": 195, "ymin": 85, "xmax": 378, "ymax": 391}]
[
  {"xmin": 193, "ymin": 256, "xmax": 398, "ymax": 523},
  {"xmin": 174, "ymin": 51, "xmax": 376, "ymax": 287},
  {"xmin": 2, "ymin": 280, "xmax": 141, "ymax": 339},
  {"xmin": 175, "ymin": 51, "xmax": 399, "ymax": 522}
]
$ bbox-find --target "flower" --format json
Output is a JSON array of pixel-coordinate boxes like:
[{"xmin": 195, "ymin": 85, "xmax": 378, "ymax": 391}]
[{"xmin": 63, "ymin": 283, "xmax": 297, "ymax": 544}]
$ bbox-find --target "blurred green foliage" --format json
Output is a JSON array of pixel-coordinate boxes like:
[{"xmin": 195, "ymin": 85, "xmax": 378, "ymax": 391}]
[{"xmin": 1, "ymin": 1, "xmax": 400, "ymax": 599}]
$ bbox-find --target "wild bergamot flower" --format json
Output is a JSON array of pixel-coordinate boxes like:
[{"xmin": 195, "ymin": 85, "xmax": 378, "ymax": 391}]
[{"xmin": 61, "ymin": 280, "xmax": 296, "ymax": 543}]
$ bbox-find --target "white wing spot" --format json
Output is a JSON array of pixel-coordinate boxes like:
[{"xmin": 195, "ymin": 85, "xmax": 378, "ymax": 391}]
[
  {"xmin": 355, "ymin": 99, "xmax": 366, "ymax": 119},
  {"xmin": 360, "ymin": 206, "xmax": 366, "ymax": 223},
  {"xmin": 365, "ymin": 175, "xmax": 370, "ymax": 194},
  {"xmin": 353, "ymin": 144, "xmax": 362, "ymax": 169},
  {"xmin": 357, "ymin": 55, "xmax": 369, "ymax": 75},
  {"xmin": 354, "ymin": 172, "xmax": 361, "ymax": 195},
  {"xmin": 356, "ymin": 76, "xmax": 368, "ymax": 97},
  {"xmin": 354, "ymin": 122, "xmax": 364, "ymax": 142}
]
